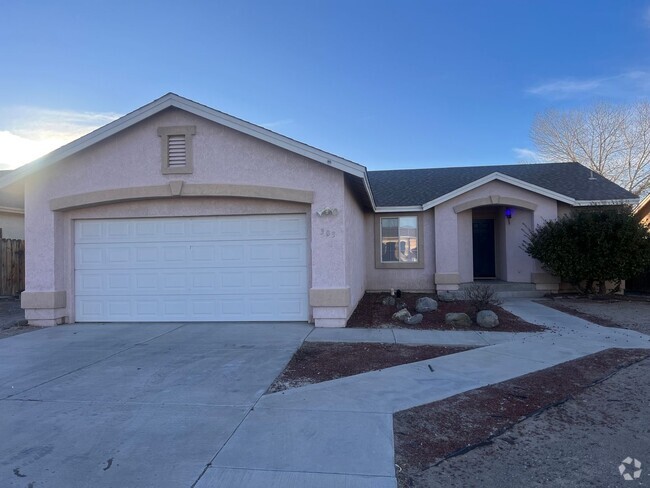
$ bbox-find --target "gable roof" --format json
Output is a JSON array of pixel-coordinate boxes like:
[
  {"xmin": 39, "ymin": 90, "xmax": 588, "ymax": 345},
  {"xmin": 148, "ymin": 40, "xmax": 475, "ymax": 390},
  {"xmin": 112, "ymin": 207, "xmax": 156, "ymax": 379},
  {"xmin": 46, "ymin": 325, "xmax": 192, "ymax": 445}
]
[
  {"xmin": 0, "ymin": 93, "xmax": 639, "ymax": 212},
  {"xmin": 0, "ymin": 92, "xmax": 370, "ymax": 188},
  {"xmin": 368, "ymin": 162, "xmax": 638, "ymax": 208}
]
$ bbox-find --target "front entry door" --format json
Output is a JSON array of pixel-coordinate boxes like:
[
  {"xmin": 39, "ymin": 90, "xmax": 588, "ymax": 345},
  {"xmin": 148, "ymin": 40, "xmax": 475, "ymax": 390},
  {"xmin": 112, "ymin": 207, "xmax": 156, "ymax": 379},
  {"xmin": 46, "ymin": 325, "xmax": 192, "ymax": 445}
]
[{"xmin": 472, "ymin": 219, "xmax": 496, "ymax": 278}]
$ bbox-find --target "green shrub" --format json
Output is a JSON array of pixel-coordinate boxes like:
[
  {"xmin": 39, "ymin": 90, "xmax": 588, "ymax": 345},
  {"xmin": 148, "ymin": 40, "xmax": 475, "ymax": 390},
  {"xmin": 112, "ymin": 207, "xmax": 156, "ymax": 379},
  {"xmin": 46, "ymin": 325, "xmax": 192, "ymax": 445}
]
[{"xmin": 523, "ymin": 207, "xmax": 650, "ymax": 294}]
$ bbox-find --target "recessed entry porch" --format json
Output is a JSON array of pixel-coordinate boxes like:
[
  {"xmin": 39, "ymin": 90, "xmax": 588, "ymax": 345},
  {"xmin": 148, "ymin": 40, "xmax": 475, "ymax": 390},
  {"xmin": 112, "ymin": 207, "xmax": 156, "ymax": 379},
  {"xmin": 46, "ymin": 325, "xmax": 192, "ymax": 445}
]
[
  {"xmin": 469, "ymin": 205, "xmax": 531, "ymax": 282},
  {"xmin": 464, "ymin": 205, "xmax": 545, "ymax": 297},
  {"xmin": 434, "ymin": 185, "xmax": 561, "ymax": 297}
]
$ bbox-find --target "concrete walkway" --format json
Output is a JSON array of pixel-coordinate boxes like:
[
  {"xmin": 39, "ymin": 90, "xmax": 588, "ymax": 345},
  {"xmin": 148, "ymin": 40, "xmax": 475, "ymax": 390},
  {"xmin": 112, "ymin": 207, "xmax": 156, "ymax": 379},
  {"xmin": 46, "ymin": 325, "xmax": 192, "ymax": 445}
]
[
  {"xmin": 306, "ymin": 325, "xmax": 539, "ymax": 346},
  {"xmin": 197, "ymin": 299, "xmax": 650, "ymax": 487}
]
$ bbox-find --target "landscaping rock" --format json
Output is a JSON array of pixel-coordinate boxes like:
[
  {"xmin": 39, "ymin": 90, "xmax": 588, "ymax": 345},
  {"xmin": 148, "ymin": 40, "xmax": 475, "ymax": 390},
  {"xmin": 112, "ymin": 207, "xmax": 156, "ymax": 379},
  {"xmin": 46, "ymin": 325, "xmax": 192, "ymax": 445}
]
[
  {"xmin": 445, "ymin": 312, "xmax": 471, "ymax": 327},
  {"xmin": 415, "ymin": 297, "xmax": 438, "ymax": 313},
  {"xmin": 437, "ymin": 291, "xmax": 456, "ymax": 302},
  {"xmin": 381, "ymin": 295, "xmax": 396, "ymax": 306},
  {"xmin": 405, "ymin": 313, "xmax": 423, "ymax": 325},
  {"xmin": 392, "ymin": 309, "xmax": 412, "ymax": 322},
  {"xmin": 395, "ymin": 298, "xmax": 407, "ymax": 310},
  {"xmin": 477, "ymin": 309, "xmax": 499, "ymax": 328}
]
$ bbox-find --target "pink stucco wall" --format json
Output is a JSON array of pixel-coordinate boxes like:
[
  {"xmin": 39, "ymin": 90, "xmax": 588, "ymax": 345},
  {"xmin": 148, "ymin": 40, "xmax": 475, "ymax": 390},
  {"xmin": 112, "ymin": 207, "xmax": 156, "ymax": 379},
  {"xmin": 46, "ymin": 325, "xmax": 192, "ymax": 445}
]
[
  {"xmin": 23, "ymin": 107, "xmax": 354, "ymax": 325},
  {"xmin": 344, "ymin": 180, "xmax": 367, "ymax": 317}
]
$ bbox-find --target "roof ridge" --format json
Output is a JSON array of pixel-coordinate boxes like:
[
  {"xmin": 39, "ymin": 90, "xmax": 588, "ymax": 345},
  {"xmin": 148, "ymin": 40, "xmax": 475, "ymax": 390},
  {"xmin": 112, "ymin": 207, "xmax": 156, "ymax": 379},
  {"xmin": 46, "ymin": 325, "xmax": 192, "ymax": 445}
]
[{"xmin": 368, "ymin": 161, "xmax": 580, "ymax": 174}]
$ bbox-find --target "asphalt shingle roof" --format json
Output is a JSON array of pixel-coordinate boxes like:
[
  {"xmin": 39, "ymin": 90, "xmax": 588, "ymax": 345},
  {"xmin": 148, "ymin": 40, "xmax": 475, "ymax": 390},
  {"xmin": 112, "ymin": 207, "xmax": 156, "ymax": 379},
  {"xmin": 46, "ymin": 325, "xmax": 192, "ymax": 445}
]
[{"xmin": 367, "ymin": 162, "xmax": 637, "ymax": 207}]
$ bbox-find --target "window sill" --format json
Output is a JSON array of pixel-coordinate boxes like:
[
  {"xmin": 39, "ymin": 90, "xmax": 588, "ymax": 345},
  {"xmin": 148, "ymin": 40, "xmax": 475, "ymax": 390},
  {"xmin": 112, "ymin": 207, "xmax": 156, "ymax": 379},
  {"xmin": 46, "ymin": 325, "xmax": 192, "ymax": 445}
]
[{"xmin": 375, "ymin": 261, "xmax": 424, "ymax": 270}]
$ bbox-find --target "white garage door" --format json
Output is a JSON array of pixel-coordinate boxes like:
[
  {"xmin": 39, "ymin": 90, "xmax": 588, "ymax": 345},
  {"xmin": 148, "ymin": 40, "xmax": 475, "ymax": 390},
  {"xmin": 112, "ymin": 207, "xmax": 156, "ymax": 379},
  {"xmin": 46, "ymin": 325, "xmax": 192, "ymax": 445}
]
[{"xmin": 74, "ymin": 215, "xmax": 309, "ymax": 322}]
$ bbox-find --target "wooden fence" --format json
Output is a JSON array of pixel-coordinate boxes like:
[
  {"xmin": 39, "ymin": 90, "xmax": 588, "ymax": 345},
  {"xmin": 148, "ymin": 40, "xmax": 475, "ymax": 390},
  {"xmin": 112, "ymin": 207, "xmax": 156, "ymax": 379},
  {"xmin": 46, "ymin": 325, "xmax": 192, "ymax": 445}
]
[{"xmin": 0, "ymin": 239, "xmax": 25, "ymax": 296}]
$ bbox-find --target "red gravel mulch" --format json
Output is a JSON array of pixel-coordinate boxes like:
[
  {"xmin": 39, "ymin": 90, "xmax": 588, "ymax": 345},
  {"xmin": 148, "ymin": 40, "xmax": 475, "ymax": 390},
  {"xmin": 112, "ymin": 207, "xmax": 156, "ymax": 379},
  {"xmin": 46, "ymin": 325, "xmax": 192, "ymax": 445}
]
[
  {"xmin": 394, "ymin": 348, "xmax": 650, "ymax": 488},
  {"xmin": 267, "ymin": 342, "xmax": 472, "ymax": 393},
  {"xmin": 347, "ymin": 292, "xmax": 544, "ymax": 332}
]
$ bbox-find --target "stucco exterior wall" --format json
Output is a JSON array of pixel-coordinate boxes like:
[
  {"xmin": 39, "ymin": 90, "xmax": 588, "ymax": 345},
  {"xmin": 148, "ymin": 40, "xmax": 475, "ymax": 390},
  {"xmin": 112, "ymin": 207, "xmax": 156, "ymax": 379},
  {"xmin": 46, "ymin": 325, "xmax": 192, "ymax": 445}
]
[
  {"xmin": 457, "ymin": 210, "xmax": 473, "ymax": 283},
  {"xmin": 365, "ymin": 209, "xmax": 435, "ymax": 291},
  {"xmin": 557, "ymin": 202, "xmax": 573, "ymax": 218},
  {"xmin": 502, "ymin": 207, "xmax": 534, "ymax": 282},
  {"xmin": 344, "ymin": 181, "xmax": 367, "ymax": 318},
  {"xmin": 23, "ymin": 107, "xmax": 352, "ymax": 326}
]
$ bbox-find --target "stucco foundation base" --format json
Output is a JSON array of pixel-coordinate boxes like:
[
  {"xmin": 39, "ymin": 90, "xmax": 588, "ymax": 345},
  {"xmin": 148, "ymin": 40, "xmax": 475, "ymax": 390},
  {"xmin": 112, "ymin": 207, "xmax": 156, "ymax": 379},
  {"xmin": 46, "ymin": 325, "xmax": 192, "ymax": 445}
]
[
  {"xmin": 21, "ymin": 291, "xmax": 67, "ymax": 327},
  {"xmin": 24, "ymin": 310, "xmax": 66, "ymax": 327},
  {"xmin": 309, "ymin": 288, "xmax": 351, "ymax": 327},
  {"xmin": 312, "ymin": 307, "xmax": 349, "ymax": 328},
  {"xmin": 434, "ymin": 273, "xmax": 461, "ymax": 292}
]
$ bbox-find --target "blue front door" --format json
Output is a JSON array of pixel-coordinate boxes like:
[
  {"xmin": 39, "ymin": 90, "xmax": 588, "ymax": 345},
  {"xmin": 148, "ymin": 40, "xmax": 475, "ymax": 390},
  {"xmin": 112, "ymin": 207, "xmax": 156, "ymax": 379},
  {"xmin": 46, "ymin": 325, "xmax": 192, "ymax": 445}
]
[{"xmin": 472, "ymin": 219, "xmax": 496, "ymax": 278}]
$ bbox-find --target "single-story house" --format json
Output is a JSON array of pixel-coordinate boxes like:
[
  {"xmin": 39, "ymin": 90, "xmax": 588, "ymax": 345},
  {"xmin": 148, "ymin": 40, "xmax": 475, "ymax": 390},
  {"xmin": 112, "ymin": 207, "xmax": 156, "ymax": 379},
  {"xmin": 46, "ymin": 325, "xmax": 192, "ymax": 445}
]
[
  {"xmin": 0, "ymin": 170, "xmax": 25, "ymax": 239},
  {"xmin": 0, "ymin": 93, "xmax": 638, "ymax": 327}
]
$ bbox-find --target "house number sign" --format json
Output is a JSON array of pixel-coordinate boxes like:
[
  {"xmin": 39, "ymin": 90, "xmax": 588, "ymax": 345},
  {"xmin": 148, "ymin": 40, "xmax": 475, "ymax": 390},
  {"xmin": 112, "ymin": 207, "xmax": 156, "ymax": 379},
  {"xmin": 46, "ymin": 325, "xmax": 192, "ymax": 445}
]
[{"xmin": 320, "ymin": 228, "xmax": 336, "ymax": 238}]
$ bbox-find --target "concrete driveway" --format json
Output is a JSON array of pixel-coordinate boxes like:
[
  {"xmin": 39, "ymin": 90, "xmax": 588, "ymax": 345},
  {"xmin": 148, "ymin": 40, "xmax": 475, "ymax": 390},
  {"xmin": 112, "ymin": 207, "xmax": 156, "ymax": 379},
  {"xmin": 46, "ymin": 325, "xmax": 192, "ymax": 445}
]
[{"xmin": 0, "ymin": 322, "xmax": 311, "ymax": 487}]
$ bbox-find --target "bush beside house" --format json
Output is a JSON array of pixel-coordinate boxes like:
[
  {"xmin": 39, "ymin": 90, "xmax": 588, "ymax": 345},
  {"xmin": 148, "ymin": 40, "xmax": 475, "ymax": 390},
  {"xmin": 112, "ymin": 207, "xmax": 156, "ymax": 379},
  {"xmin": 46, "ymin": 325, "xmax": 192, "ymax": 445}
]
[{"xmin": 523, "ymin": 207, "xmax": 650, "ymax": 294}]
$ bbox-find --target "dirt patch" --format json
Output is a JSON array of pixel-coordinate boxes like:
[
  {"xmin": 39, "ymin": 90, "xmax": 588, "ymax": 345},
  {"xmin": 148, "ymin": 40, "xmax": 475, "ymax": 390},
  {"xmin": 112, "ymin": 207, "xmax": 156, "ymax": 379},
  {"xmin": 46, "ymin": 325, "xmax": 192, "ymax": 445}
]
[
  {"xmin": 394, "ymin": 348, "xmax": 650, "ymax": 488},
  {"xmin": 538, "ymin": 296, "xmax": 650, "ymax": 334},
  {"xmin": 268, "ymin": 342, "xmax": 472, "ymax": 393},
  {"xmin": 347, "ymin": 292, "xmax": 544, "ymax": 332},
  {"xmin": 0, "ymin": 325, "xmax": 40, "ymax": 340}
]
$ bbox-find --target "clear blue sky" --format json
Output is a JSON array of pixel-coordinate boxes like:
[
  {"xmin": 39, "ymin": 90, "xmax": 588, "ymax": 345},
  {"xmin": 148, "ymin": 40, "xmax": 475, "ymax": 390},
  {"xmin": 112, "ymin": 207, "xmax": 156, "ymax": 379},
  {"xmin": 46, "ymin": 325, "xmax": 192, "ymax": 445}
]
[{"xmin": 1, "ymin": 0, "xmax": 650, "ymax": 170}]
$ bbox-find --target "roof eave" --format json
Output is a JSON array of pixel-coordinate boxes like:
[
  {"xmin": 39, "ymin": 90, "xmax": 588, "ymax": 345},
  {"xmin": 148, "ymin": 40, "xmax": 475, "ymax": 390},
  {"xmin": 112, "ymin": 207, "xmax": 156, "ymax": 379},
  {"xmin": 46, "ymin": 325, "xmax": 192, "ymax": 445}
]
[{"xmin": 574, "ymin": 198, "xmax": 639, "ymax": 207}]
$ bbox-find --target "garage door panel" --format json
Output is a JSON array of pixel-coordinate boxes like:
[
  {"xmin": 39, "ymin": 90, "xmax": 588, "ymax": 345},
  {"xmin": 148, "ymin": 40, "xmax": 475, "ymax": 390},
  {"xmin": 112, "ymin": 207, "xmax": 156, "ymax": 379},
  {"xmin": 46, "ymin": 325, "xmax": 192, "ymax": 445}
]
[
  {"xmin": 75, "ymin": 215, "xmax": 308, "ymax": 322},
  {"xmin": 75, "ymin": 215, "xmax": 307, "ymax": 244},
  {"xmin": 76, "ymin": 240, "xmax": 306, "ymax": 270},
  {"xmin": 76, "ymin": 267, "xmax": 306, "ymax": 296},
  {"xmin": 75, "ymin": 294, "xmax": 308, "ymax": 322}
]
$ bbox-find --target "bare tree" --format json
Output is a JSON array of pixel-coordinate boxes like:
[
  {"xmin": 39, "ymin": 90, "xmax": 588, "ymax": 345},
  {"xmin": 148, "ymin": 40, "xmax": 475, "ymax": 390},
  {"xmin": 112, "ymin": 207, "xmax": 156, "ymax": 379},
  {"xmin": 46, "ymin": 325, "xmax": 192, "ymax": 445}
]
[{"xmin": 531, "ymin": 102, "xmax": 650, "ymax": 196}]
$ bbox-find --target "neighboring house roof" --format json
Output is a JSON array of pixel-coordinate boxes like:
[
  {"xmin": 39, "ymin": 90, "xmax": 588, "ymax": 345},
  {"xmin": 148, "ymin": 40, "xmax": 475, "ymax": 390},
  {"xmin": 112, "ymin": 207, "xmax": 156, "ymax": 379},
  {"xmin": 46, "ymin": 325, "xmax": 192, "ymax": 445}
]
[
  {"xmin": 635, "ymin": 193, "xmax": 650, "ymax": 219},
  {"xmin": 368, "ymin": 162, "xmax": 638, "ymax": 208}
]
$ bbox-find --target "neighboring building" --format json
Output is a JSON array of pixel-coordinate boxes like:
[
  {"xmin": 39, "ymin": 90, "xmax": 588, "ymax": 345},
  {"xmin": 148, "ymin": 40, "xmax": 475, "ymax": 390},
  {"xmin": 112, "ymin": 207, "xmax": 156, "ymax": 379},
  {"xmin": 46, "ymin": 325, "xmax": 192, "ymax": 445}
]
[
  {"xmin": 0, "ymin": 94, "xmax": 637, "ymax": 326},
  {"xmin": 636, "ymin": 193, "xmax": 650, "ymax": 226},
  {"xmin": 0, "ymin": 170, "xmax": 24, "ymax": 239}
]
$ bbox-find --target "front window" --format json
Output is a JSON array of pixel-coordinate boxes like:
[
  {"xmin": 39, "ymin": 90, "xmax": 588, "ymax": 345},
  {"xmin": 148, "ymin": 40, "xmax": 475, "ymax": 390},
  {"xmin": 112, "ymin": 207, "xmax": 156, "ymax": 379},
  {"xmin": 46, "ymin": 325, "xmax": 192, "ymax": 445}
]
[{"xmin": 380, "ymin": 216, "xmax": 418, "ymax": 263}]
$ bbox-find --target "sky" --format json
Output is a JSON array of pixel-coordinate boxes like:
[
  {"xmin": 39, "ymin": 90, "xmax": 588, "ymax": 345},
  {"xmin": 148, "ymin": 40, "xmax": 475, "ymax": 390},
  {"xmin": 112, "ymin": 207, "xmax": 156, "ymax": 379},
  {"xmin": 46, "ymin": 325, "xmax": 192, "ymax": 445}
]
[{"xmin": 1, "ymin": 0, "xmax": 650, "ymax": 171}]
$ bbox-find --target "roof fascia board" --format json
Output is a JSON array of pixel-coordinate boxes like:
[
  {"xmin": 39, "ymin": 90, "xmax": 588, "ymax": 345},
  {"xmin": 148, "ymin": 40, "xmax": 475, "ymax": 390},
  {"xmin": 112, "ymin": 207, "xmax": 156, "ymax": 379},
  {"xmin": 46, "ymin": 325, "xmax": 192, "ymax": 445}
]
[
  {"xmin": 0, "ymin": 206, "xmax": 24, "ymax": 215},
  {"xmin": 421, "ymin": 172, "xmax": 576, "ymax": 210},
  {"xmin": 361, "ymin": 169, "xmax": 378, "ymax": 211},
  {"xmin": 375, "ymin": 205, "xmax": 423, "ymax": 213},
  {"xmin": 574, "ymin": 198, "xmax": 639, "ymax": 207},
  {"xmin": 634, "ymin": 194, "xmax": 650, "ymax": 213}
]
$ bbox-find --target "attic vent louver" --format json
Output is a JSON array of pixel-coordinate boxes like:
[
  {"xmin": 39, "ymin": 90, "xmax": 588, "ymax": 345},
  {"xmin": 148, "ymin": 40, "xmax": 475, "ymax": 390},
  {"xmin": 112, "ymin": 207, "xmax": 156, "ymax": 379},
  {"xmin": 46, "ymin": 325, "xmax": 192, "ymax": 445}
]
[
  {"xmin": 167, "ymin": 135, "xmax": 187, "ymax": 166},
  {"xmin": 157, "ymin": 125, "xmax": 196, "ymax": 175}
]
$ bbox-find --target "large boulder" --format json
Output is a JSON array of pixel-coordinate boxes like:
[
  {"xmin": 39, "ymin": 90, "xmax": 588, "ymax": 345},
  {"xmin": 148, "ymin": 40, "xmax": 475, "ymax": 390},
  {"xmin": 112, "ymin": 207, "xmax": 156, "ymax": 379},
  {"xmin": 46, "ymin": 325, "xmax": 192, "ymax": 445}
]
[
  {"xmin": 415, "ymin": 297, "xmax": 438, "ymax": 313},
  {"xmin": 405, "ymin": 313, "xmax": 423, "ymax": 325},
  {"xmin": 445, "ymin": 312, "xmax": 472, "ymax": 327},
  {"xmin": 392, "ymin": 309, "xmax": 411, "ymax": 322},
  {"xmin": 477, "ymin": 310, "xmax": 499, "ymax": 329}
]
